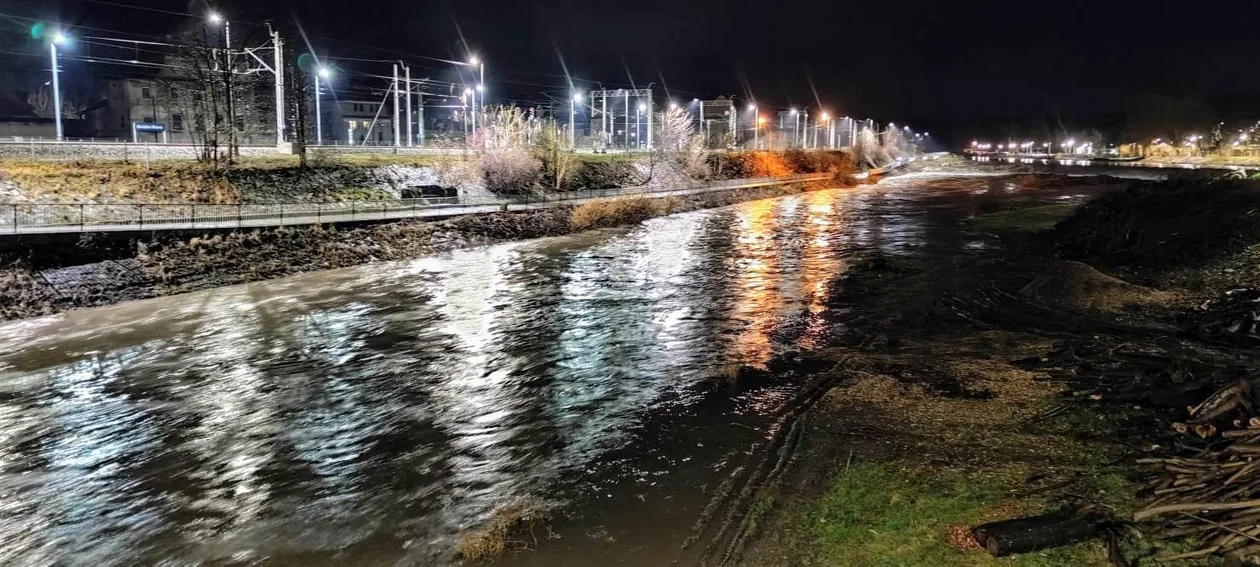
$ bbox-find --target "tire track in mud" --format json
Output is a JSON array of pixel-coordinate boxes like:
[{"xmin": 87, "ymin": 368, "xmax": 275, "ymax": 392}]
[{"xmin": 683, "ymin": 357, "xmax": 852, "ymax": 567}]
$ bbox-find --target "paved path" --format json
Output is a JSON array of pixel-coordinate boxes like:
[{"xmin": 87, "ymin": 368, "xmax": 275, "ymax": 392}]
[{"xmin": 2, "ymin": 174, "xmax": 833, "ymax": 236}]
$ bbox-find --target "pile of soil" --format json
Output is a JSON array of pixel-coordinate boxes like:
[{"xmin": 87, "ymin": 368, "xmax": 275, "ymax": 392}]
[
  {"xmin": 1019, "ymin": 260, "xmax": 1170, "ymax": 311},
  {"xmin": 1054, "ymin": 176, "xmax": 1260, "ymax": 270}
]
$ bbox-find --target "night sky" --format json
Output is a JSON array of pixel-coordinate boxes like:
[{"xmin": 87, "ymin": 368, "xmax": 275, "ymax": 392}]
[{"xmin": 7, "ymin": 0, "xmax": 1260, "ymax": 145}]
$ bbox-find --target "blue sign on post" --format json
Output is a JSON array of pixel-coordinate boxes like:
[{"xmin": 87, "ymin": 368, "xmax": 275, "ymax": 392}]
[{"xmin": 134, "ymin": 122, "xmax": 165, "ymax": 133}]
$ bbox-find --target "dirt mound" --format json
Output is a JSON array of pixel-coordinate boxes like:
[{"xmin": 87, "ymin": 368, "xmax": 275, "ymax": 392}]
[
  {"xmin": 1019, "ymin": 261, "xmax": 1168, "ymax": 311},
  {"xmin": 1054, "ymin": 176, "xmax": 1260, "ymax": 270}
]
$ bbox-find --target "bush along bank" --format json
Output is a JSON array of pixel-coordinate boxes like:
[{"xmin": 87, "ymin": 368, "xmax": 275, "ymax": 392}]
[
  {"xmin": 0, "ymin": 146, "xmax": 859, "ymax": 206},
  {"xmin": 0, "ymin": 177, "xmax": 842, "ymax": 322}
]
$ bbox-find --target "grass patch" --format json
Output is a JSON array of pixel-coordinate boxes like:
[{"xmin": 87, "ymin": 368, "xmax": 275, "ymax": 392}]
[
  {"xmin": 968, "ymin": 204, "xmax": 1079, "ymax": 232},
  {"xmin": 801, "ymin": 463, "xmax": 1112, "ymax": 566}
]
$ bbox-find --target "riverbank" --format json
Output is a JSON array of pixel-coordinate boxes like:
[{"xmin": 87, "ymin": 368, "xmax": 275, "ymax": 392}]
[
  {"xmin": 0, "ymin": 176, "xmax": 849, "ymax": 322},
  {"xmin": 733, "ymin": 173, "xmax": 1260, "ymax": 565},
  {"xmin": 0, "ymin": 149, "xmax": 857, "ymax": 205}
]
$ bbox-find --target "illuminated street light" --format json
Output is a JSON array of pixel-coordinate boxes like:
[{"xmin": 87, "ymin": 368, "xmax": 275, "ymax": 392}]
[{"xmin": 314, "ymin": 67, "xmax": 332, "ymax": 145}]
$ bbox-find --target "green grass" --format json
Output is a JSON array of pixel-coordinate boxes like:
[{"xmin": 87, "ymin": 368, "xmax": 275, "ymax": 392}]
[
  {"xmin": 800, "ymin": 463, "xmax": 1113, "ymax": 566},
  {"xmin": 968, "ymin": 204, "xmax": 1079, "ymax": 232}
]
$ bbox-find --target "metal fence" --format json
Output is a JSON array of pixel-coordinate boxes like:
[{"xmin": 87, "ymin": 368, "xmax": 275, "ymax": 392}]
[{"xmin": 0, "ymin": 173, "xmax": 832, "ymax": 235}]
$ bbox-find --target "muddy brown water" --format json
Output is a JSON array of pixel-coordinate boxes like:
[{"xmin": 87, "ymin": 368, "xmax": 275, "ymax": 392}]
[{"xmin": 0, "ymin": 173, "xmax": 1115, "ymax": 565}]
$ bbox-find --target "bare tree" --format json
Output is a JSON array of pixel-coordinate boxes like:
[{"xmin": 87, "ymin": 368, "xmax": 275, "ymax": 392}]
[
  {"xmin": 635, "ymin": 107, "xmax": 695, "ymax": 184},
  {"xmin": 158, "ymin": 24, "xmax": 271, "ymax": 164}
]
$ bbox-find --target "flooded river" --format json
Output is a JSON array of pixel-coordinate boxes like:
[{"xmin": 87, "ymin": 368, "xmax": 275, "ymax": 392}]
[{"xmin": 0, "ymin": 173, "xmax": 1107, "ymax": 565}]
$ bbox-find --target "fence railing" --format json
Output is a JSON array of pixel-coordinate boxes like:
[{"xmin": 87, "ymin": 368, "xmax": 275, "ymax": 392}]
[{"xmin": 0, "ymin": 173, "xmax": 832, "ymax": 235}]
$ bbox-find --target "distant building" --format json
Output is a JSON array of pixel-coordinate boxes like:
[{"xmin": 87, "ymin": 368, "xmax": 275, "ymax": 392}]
[
  {"xmin": 121, "ymin": 79, "xmax": 276, "ymax": 145},
  {"xmin": 322, "ymin": 99, "xmax": 395, "ymax": 146}
]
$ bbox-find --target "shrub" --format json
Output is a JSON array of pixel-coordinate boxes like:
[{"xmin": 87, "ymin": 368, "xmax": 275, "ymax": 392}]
[
  {"xmin": 481, "ymin": 147, "xmax": 542, "ymax": 194},
  {"xmin": 570, "ymin": 197, "xmax": 677, "ymax": 231}
]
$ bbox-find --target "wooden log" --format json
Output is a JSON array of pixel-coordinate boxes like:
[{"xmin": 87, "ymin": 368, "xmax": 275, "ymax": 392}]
[{"xmin": 972, "ymin": 511, "xmax": 1108, "ymax": 557}]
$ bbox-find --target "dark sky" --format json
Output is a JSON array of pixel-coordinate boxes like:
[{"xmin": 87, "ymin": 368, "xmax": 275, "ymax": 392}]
[{"xmin": 9, "ymin": 0, "xmax": 1260, "ymax": 143}]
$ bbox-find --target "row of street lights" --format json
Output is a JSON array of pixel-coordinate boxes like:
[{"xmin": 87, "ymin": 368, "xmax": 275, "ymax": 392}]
[
  {"xmin": 45, "ymin": 13, "xmax": 900, "ymax": 151},
  {"xmin": 970, "ymin": 139, "xmax": 1091, "ymax": 154},
  {"xmin": 43, "ymin": 10, "xmax": 490, "ymax": 147}
]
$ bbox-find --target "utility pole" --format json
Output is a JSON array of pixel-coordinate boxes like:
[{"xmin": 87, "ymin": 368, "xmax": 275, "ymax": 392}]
[
  {"xmin": 646, "ymin": 99, "xmax": 653, "ymax": 150},
  {"xmin": 635, "ymin": 104, "xmax": 641, "ymax": 149},
  {"xmin": 418, "ymin": 92, "xmax": 425, "ymax": 146},
  {"xmin": 623, "ymin": 90, "xmax": 630, "ymax": 152},
  {"xmin": 794, "ymin": 113, "xmax": 800, "ymax": 149},
  {"xmin": 601, "ymin": 93, "xmax": 607, "ymax": 149},
  {"xmin": 570, "ymin": 93, "xmax": 580, "ymax": 150},
  {"xmin": 801, "ymin": 110, "xmax": 809, "ymax": 148},
  {"xmin": 271, "ymin": 29, "xmax": 285, "ymax": 148},
  {"xmin": 404, "ymin": 64, "xmax": 413, "ymax": 146},
  {"xmin": 392, "ymin": 64, "xmax": 401, "ymax": 147}
]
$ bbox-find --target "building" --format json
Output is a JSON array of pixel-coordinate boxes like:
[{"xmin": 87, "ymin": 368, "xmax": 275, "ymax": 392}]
[
  {"xmin": 320, "ymin": 99, "xmax": 395, "ymax": 146},
  {"xmin": 118, "ymin": 79, "xmax": 277, "ymax": 145}
]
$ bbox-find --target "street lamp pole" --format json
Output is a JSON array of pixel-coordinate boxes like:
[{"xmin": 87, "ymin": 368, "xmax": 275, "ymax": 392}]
[
  {"xmin": 315, "ymin": 67, "xmax": 330, "ymax": 145},
  {"xmin": 49, "ymin": 33, "xmax": 67, "ymax": 141},
  {"xmin": 820, "ymin": 113, "xmax": 830, "ymax": 149}
]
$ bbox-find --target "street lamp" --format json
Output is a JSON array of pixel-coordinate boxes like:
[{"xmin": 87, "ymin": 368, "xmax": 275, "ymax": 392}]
[
  {"xmin": 207, "ymin": 11, "xmax": 230, "ymax": 49},
  {"xmin": 571, "ymin": 92, "xmax": 583, "ymax": 150},
  {"xmin": 315, "ymin": 67, "xmax": 331, "ymax": 145},
  {"xmin": 48, "ymin": 31, "xmax": 69, "ymax": 141},
  {"xmin": 756, "ymin": 116, "xmax": 766, "ymax": 150},
  {"xmin": 821, "ymin": 112, "xmax": 831, "ymax": 149}
]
